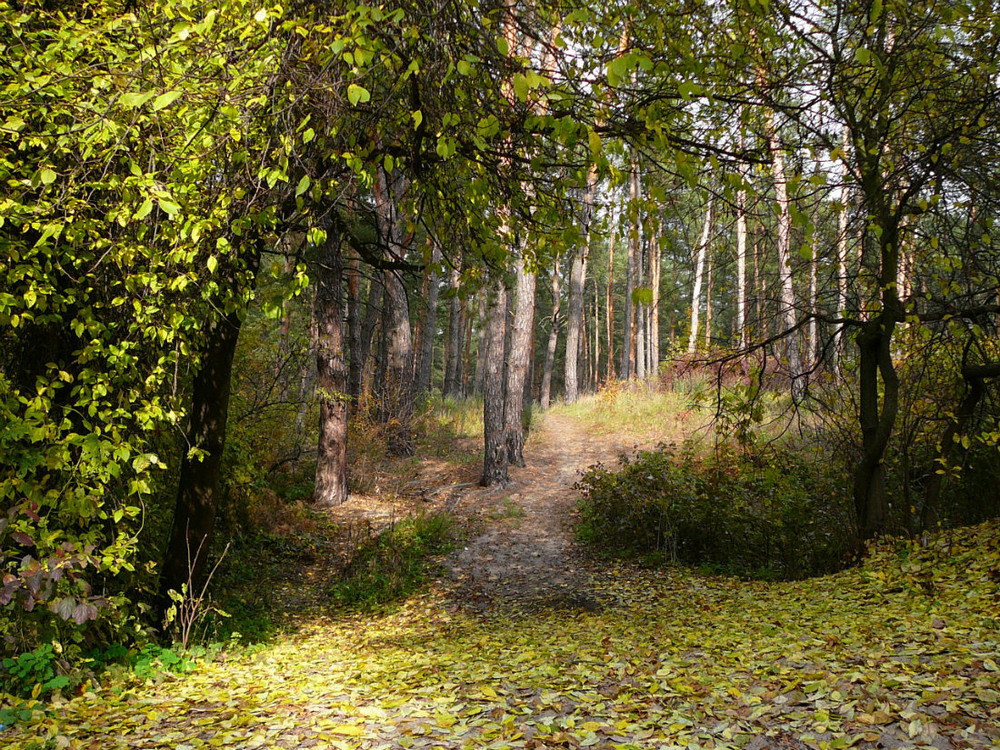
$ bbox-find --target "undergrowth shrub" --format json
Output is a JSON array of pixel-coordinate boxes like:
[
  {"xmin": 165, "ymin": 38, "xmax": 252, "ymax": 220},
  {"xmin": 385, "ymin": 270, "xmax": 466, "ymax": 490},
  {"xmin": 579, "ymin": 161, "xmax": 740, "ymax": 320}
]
[
  {"xmin": 576, "ymin": 441, "xmax": 855, "ymax": 579},
  {"xmin": 329, "ymin": 513, "xmax": 454, "ymax": 610}
]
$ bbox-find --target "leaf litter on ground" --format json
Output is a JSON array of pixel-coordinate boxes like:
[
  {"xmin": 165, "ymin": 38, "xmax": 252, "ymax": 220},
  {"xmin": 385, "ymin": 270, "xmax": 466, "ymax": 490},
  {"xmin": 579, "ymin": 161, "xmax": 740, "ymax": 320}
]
[{"xmin": 3, "ymin": 520, "xmax": 999, "ymax": 750}]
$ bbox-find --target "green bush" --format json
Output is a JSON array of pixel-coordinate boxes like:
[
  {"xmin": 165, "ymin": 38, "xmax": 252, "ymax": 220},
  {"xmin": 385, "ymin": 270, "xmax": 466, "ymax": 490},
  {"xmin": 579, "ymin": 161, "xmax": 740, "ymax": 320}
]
[
  {"xmin": 329, "ymin": 513, "xmax": 455, "ymax": 610},
  {"xmin": 576, "ymin": 442, "xmax": 856, "ymax": 580}
]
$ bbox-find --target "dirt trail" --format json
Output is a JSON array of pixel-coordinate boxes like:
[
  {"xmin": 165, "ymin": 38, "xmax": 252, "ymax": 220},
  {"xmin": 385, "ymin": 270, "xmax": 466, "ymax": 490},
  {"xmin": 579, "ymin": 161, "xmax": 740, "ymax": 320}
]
[{"xmin": 445, "ymin": 413, "xmax": 633, "ymax": 615}]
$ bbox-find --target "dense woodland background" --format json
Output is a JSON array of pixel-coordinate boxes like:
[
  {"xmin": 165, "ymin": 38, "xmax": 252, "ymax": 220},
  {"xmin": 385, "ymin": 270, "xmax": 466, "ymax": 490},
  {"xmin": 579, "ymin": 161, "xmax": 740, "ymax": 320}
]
[{"xmin": 2, "ymin": 0, "xmax": 1000, "ymax": 696}]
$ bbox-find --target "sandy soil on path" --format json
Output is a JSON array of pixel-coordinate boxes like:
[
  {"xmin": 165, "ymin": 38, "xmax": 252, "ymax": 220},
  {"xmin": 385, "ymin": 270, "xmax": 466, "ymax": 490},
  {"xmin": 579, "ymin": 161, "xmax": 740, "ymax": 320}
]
[{"xmin": 443, "ymin": 412, "xmax": 639, "ymax": 616}]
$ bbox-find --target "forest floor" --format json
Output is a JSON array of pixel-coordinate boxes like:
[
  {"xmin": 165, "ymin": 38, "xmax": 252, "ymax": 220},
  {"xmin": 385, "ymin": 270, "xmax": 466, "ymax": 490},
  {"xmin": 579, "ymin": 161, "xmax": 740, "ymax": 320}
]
[{"xmin": 5, "ymin": 405, "xmax": 1000, "ymax": 750}]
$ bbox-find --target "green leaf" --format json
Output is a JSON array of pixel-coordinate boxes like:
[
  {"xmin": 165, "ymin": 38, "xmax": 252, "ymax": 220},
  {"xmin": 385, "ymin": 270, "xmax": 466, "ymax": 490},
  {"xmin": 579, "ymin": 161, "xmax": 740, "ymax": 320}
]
[
  {"xmin": 512, "ymin": 74, "xmax": 528, "ymax": 102},
  {"xmin": 135, "ymin": 198, "xmax": 154, "ymax": 221},
  {"xmin": 347, "ymin": 84, "xmax": 370, "ymax": 106},
  {"xmin": 152, "ymin": 91, "xmax": 182, "ymax": 111},
  {"xmin": 39, "ymin": 169, "xmax": 57, "ymax": 186},
  {"xmin": 158, "ymin": 199, "xmax": 180, "ymax": 216},
  {"xmin": 296, "ymin": 175, "xmax": 311, "ymax": 197}
]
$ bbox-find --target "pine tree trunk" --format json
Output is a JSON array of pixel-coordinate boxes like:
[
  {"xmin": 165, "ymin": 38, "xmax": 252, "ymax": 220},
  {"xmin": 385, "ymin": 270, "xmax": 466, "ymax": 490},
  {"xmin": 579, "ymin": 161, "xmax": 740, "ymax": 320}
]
[
  {"xmin": 623, "ymin": 155, "xmax": 639, "ymax": 377},
  {"xmin": 736, "ymin": 131, "xmax": 749, "ymax": 350},
  {"xmin": 356, "ymin": 277, "xmax": 383, "ymax": 406},
  {"xmin": 605, "ymin": 203, "xmax": 617, "ymax": 380},
  {"xmin": 540, "ymin": 257, "xmax": 562, "ymax": 410},
  {"xmin": 443, "ymin": 265, "xmax": 463, "ymax": 397},
  {"xmin": 503, "ymin": 254, "xmax": 536, "ymax": 466},
  {"xmin": 313, "ymin": 225, "xmax": 349, "ymax": 507},
  {"xmin": 565, "ymin": 168, "xmax": 596, "ymax": 402},
  {"xmin": 687, "ymin": 197, "xmax": 714, "ymax": 354},
  {"xmin": 374, "ymin": 167, "xmax": 415, "ymax": 456},
  {"xmin": 346, "ymin": 249, "xmax": 363, "ymax": 406},
  {"xmin": 415, "ymin": 242, "xmax": 441, "ymax": 397},
  {"xmin": 766, "ymin": 111, "xmax": 804, "ymax": 398},
  {"xmin": 474, "ymin": 294, "xmax": 488, "ymax": 395},
  {"xmin": 481, "ymin": 277, "xmax": 510, "ymax": 486},
  {"xmin": 593, "ymin": 283, "xmax": 600, "ymax": 387},
  {"xmin": 649, "ymin": 212, "xmax": 661, "ymax": 372},
  {"xmin": 704, "ymin": 245, "xmax": 713, "ymax": 350},
  {"xmin": 836, "ymin": 131, "xmax": 850, "ymax": 374}
]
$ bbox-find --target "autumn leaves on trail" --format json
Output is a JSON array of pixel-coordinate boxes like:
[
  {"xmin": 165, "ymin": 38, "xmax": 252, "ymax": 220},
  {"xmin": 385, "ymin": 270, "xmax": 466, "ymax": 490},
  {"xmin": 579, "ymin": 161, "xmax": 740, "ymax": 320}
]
[{"xmin": 5, "ymin": 407, "xmax": 999, "ymax": 749}]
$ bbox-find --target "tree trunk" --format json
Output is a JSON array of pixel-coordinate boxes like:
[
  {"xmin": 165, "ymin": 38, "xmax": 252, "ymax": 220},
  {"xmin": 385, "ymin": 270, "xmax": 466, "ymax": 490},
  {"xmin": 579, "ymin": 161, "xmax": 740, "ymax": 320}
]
[
  {"xmin": 540, "ymin": 257, "xmax": 562, "ymax": 409},
  {"xmin": 606, "ymin": 202, "xmax": 617, "ymax": 380},
  {"xmin": 687, "ymin": 196, "xmax": 714, "ymax": 354},
  {"xmin": 503, "ymin": 253, "xmax": 536, "ymax": 466},
  {"xmin": 853, "ymin": 317, "xmax": 898, "ymax": 539},
  {"xmin": 415, "ymin": 242, "xmax": 441, "ymax": 397},
  {"xmin": 565, "ymin": 168, "xmax": 596, "ymax": 402},
  {"xmin": 835, "ymin": 131, "xmax": 850, "ymax": 375},
  {"xmin": 443, "ymin": 264, "xmax": 463, "ymax": 397},
  {"xmin": 474, "ymin": 293, "xmax": 488, "ymax": 395},
  {"xmin": 313, "ymin": 225, "xmax": 349, "ymax": 507},
  {"xmin": 480, "ymin": 277, "xmax": 510, "ymax": 486},
  {"xmin": 766, "ymin": 111, "xmax": 804, "ymax": 398},
  {"xmin": 704, "ymin": 243, "xmax": 713, "ymax": 350},
  {"xmin": 374, "ymin": 167, "xmax": 415, "ymax": 456},
  {"xmin": 636, "ymin": 224, "xmax": 646, "ymax": 379},
  {"xmin": 736, "ymin": 146, "xmax": 749, "ymax": 349},
  {"xmin": 921, "ymin": 364, "xmax": 1000, "ymax": 531},
  {"xmin": 592, "ymin": 282, "xmax": 601, "ymax": 387},
  {"xmin": 161, "ymin": 286, "xmax": 252, "ymax": 603},
  {"xmin": 346, "ymin": 249, "xmax": 364, "ymax": 407},
  {"xmin": 649, "ymin": 212, "xmax": 661, "ymax": 372},
  {"xmin": 355, "ymin": 276, "xmax": 383, "ymax": 406},
  {"xmin": 623, "ymin": 155, "xmax": 639, "ymax": 377}
]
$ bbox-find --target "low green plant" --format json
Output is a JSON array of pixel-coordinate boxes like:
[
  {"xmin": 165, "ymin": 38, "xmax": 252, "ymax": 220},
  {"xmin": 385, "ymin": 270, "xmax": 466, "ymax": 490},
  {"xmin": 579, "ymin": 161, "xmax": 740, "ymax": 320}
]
[
  {"xmin": 1, "ymin": 644, "xmax": 69, "ymax": 699},
  {"xmin": 329, "ymin": 513, "xmax": 455, "ymax": 610},
  {"xmin": 576, "ymin": 441, "xmax": 855, "ymax": 580}
]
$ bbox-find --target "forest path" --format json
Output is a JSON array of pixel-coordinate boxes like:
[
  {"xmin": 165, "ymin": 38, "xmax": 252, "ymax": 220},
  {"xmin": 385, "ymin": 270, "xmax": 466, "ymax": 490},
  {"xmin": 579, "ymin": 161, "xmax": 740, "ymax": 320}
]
[{"xmin": 444, "ymin": 411, "xmax": 635, "ymax": 615}]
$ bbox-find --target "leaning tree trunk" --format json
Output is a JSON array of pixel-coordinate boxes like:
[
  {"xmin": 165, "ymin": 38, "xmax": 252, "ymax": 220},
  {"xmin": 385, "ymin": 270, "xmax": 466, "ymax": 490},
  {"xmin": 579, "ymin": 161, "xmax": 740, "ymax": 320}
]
[
  {"xmin": 161, "ymin": 278, "xmax": 253, "ymax": 604},
  {"xmin": 504, "ymin": 252, "xmax": 537, "ymax": 466},
  {"xmin": 540, "ymin": 257, "xmax": 562, "ymax": 410},
  {"xmin": 354, "ymin": 277, "xmax": 383, "ymax": 405},
  {"xmin": 313, "ymin": 224, "xmax": 349, "ymax": 507},
  {"xmin": 853, "ymin": 315, "xmax": 899, "ymax": 540},
  {"xmin": 481, "ymin": 277, "xmax": 510, "ymax": 486}
]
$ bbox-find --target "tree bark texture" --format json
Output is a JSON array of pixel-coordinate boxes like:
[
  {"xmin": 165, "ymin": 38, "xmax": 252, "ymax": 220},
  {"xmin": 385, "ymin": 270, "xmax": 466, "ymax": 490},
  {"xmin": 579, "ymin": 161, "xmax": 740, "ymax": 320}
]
[
  {"xmin": 415, "ymin": 242, "xmax": 441, "ymax": 397},
  {"xmin": 605, "ymin": 203, "xmax": 617, "ymax": 381},
  {"xmin": 480, "ymin": 278, "xmax": 510, "ymax": 486},
  {"xmin": 313, "ymin": 225, "xmax": 349, "ymax": 507},
  {"xmin": 443, "ymin": 264, "xmax": 463, "ymax": 397},
  {"xmin": 346, "ymin": 249, "xmax": 364, "ymax": 406},
  {"xmin": 161, "ymin": 306, "xmax": 245, "ymax": 602},
  {"xmin": 565, "ymin": 168, "xmax": 596, "ymax": 402},
  {"xmin": 374, "ymin": 167, "xmax": 415, "ymax": 456},
  {"xmin": 766, "ymin": 110, "xmax": 804, "ymax": 398},
  {"xmin": 503, "ymin": 253, "xmax": 536, "ymax": 466},
  {"xmin": 540, "ymin": 257, "xmax": 562, "ymax": 410},
  {"xmin": 623, "ymin": 156, "xmax": 640, "ymax": 377},
  {"xmin": 687, "ymin": 197, "xmax": 714, "ymax": 354}
]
